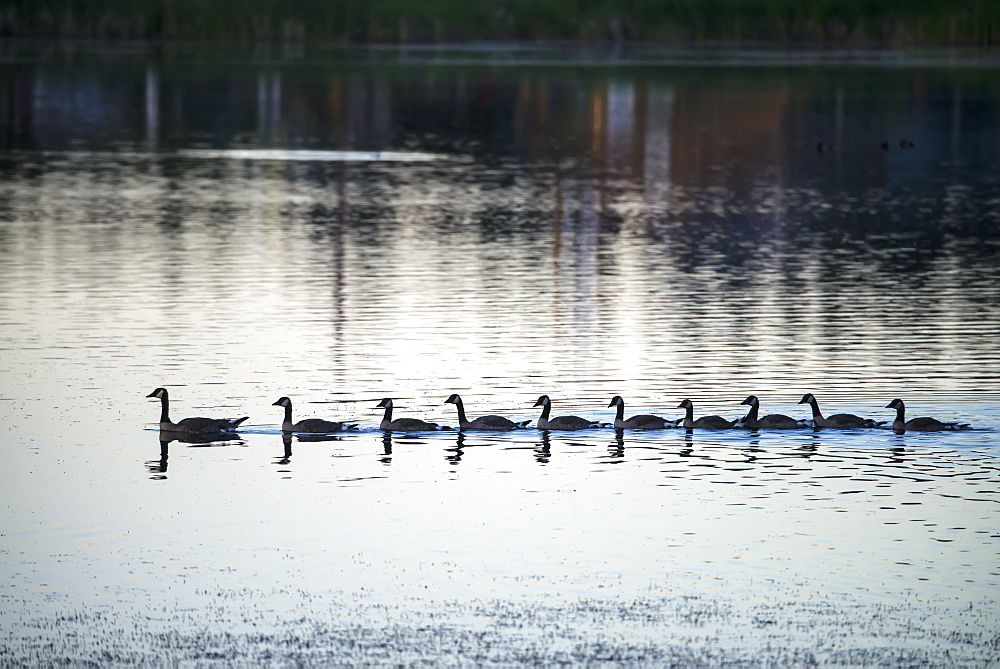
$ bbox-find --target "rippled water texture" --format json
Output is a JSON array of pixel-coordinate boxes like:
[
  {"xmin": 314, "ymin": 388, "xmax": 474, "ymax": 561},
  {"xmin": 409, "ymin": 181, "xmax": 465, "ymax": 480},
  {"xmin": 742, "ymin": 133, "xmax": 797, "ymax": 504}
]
[{"xmin": 1, "ymin": 42, "xmax": 999, "ymax": 664}]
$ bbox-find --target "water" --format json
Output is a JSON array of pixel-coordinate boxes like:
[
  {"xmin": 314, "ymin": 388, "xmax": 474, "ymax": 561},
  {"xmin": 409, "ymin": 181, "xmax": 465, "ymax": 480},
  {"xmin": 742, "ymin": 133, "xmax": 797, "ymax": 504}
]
[{"xmin": 1, "ymin": 41, "xmax": 999, "ymax": 664}]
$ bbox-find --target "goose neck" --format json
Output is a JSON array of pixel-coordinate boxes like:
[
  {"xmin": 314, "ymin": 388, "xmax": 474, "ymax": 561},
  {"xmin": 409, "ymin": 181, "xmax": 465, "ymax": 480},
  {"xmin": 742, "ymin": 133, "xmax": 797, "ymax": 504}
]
[
  {"xmin": 452, "ymin": 398, "xmax": 468, "ymax": 425},
  {"xmin": 158, "ymin": 394, "xmax": 170, "ymax": 424},
  {"xmin": 807, "ymin": 398, "xmax": 823, "ymax": 420}
]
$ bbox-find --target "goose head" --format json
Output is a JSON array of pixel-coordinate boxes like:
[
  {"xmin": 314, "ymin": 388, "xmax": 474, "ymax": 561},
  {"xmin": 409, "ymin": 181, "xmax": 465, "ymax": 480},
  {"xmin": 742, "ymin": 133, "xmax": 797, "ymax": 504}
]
[
  {"xmin": 885, "ymin": 398, "xmax": 904, "ymax": 410},
  {"xmin": 740, "ymin": 395, "xmax": 759, "ymax": 407},
  {"xmin": 147, "ymin": 388, "xmax": 168, "ymax": 399},
  {"xmin": 677, "ymin": 399, "xmax": 693, "ymax": 410},
  {"xmin": 376, "ymin": 398, "xmax": 394, "ymax": 409},
  {"xmin": 798, "ymin": 393, "xmax": 816, "ymax": 405},
  {"xmin": 533, "ymin": 395, "xmax": 551, "ymax": 408},
  {"xmin": 444, "ymin": 394, "xmax": 462, "ymax": 405},
  {"xmin": 272, "ymin": 397, "xmax": 292, "ymax": 407},
  {"xmin": 608, "ymin": 395, "xmax": 624, "ymax": 408}
]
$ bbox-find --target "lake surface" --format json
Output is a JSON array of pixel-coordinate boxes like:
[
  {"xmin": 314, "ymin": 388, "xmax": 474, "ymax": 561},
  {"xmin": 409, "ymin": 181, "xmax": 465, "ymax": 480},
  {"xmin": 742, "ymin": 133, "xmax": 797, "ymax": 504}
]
[{"xmin": 1, "ymin": 41, "xmax": 999, "ymax": 664}]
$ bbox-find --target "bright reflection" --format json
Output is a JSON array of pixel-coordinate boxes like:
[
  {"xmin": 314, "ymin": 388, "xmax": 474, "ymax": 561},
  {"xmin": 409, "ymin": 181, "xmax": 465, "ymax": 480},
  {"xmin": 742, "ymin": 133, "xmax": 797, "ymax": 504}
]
[{"xmin": 179, "ymin": 148, "xmax": 444, "ymax": 162}]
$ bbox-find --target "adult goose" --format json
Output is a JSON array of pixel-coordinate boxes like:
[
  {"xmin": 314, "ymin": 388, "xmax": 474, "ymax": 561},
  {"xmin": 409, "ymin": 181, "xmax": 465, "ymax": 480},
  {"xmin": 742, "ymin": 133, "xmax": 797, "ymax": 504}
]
[
  {"xmin": 798, "ymin": 393, "xmax": 875, "ymax": 428},
  {"xmin": 376, "ymin": 398, "xmax": 443, "ymax": 432},
  {"xmin": 735, "ymin": 395, "xmax": 808, "ymax": 429},
  {"xmin": 533, "ymin": 395, "xmax": 600, "ymax": 431},
  {"xmin": 444, "ymin": 393, "xmax": 528, "ymax": 431},
  {"xmin": 146, "ymin": 387, "xmax": 248, "ymax": 434},
  {"xmin": 608, "ymin": 395, "xmax": 670, "ymax": 430},
  {"xmin": 272, "ymin": 396, "xmax": 356, "ymax": 433},
  {"xmin": 676, "ymin": 399, "xmax": 733, "ymax": 429},
  {"xmin": 885, "ymin": 399, "xmax": 967, "ymax": 432}
]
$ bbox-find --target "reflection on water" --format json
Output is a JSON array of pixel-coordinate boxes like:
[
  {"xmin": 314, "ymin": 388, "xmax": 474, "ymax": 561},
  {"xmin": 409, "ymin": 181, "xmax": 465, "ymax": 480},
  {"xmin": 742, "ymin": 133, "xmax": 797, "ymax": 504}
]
[{"xmin": 0, "ymin": 42, "xmax": 998, "ymax": 664}]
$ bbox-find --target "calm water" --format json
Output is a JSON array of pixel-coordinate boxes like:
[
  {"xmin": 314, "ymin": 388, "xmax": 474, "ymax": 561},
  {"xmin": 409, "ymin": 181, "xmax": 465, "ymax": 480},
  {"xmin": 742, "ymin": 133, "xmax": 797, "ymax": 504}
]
[{"xmin": 1, "ymin": 41, "xmax": 999, "ymax": 664}]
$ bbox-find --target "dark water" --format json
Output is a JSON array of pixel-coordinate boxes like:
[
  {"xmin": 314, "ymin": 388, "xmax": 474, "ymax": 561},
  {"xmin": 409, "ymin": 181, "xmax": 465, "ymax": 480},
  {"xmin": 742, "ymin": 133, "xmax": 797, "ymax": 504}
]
[{"xmin": 1, "ymin": 41, "xmax": 999, "ymax": 664}]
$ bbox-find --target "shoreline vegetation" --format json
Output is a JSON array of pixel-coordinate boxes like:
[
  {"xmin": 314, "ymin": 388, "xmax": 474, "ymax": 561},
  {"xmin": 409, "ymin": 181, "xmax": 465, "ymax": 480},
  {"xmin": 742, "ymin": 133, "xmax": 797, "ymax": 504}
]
[{"xmin": 0, "ymin": 0, "xmax": 996, "ymax": 45}]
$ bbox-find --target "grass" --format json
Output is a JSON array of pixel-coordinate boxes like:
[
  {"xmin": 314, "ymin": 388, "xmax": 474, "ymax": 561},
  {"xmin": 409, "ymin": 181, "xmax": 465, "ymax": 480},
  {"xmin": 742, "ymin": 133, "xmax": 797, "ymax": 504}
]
[{"xmin": 0, "ymin": 0, "xmax": 996, "ymax": 44}]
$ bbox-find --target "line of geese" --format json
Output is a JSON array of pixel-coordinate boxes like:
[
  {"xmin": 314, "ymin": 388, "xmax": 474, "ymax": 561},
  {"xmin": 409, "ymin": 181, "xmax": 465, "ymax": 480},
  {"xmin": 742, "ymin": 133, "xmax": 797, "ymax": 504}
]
[{"xmin": 147, "ymin": 388, "xmax": 970, "ymax": 436}]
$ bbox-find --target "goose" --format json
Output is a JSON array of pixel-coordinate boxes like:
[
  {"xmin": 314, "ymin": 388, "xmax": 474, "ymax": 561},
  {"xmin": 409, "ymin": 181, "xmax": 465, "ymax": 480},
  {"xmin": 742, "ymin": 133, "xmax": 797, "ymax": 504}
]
[
  {"xmin": 798, "ymin": 393, "xmax": 875, "ymax": 428},
  {"xmin": 444, "ymin": 393, "xmax": 529, "ymax": 430},
  {"xmin": 735, "ymin": 395, "xmax": 808, "ymax": 429},
  {"xmin": 376, "ymin": 398, "xmax": 443, "ymax": 432},
  {"xmin": 676, "ymin": 399, "xmax": 733, "ymax": 429},
  {"xmin": 608, "ymin": 395, "xmax": 670, "ymax": 429},
  {"xmin": 146, "ymin": 387, "xmax": 248, "ymax": 434},
  {"xmin": 885, "ymin": 399, "xmax": 967, "ymax": 432},
  {"xmin": 272, "ymin": 396, "xmax": 357, "ymax": 433},
  {"xmin": 533, "ymin": 395, "xmax": 600, "ymax": 431}
]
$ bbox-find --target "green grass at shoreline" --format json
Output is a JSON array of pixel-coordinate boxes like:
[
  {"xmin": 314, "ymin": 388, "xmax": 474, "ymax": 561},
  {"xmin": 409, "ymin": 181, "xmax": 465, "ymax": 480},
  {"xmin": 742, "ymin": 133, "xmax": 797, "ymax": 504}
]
[{"xmin": 0, "ymin": 0, "xmax": 997, "ymax": 44}]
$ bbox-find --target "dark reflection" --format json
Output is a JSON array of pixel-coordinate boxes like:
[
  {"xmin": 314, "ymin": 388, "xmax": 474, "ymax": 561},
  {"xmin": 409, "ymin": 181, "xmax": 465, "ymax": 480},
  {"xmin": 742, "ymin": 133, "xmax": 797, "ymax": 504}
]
[
  {"xmin": 679, "ymin": 429, "xmax": 696, "ymax": 457},
  {"xmin": 446, "ymin": 433, "xmax": 466, "ymax": 465},
  {"xmin": 534, "ymin": 431, "xmax": 551, "ymax": 464},
  {"xmin": 147, "ymin": 439, "xmax": 169, "ymax": 478},
  {"xmin": 791, "ymin": 430, "xmax": 823, "ymax": 458},
  {"xmin": 886, "ymin": 446, "xmax": 907, "ymax": 464},
  {"xmin": 743, "ymin": 436, "xmax": 763, "ymax": 462},
  {"xmin": 795, "ymin": 443, "xmax": 818, "ymax": 459},
  {"xmin": 380, "ymin": 433, "xmax": 393, "ymax": 465},
  {"xmin": 276, "ymin": 433, "xmax": 293, "ymax": 466},
  {"xmin": 148, "ymin": 430, "xmax": 246, "ymax": 478},
  {"xmin": 275, "ymin": 432, "xmax": 344, "ymax": 467},
  {"xmin": 607, "ymin": 430, "xmax": 625, "ymax": 460}
]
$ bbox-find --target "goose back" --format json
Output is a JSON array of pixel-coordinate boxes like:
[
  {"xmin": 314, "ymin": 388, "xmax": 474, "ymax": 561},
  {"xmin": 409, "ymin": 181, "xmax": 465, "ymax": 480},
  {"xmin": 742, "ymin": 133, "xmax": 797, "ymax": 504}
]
[
  {"xmin": 608, "ymin": 395, "xmax": 669, "ymax": 430},
  {"xmin": 533, "ymin": 395, "xmax": 599, "ymax": 430},
  {"xmin": 885, "ymin": 398, "xmax": 965, "ymax": 432},
  {"xmin": 445, "ymin": 394, "xmax": 526, "ymax": 431},
  {"xmin": 677, "ymin": 399, "xmax": 732, "ymax": 429},
  {"xmin": 147, "ymin": 387, "xmax": 248, "ymax": 434},
  {"xmin": 737, "ymin": 395, "xmax": 807, "ymax": 429},
  {"xmin": 377, "ymin": 398, "xmax": 442, "ymax": 432},
  {"xmin": 798, "ymin": 393, "xmax": 875, "ymax": 428},
  {"xmin": 272, "ymin": 396, "xmax": 355, "ymax": 433}
]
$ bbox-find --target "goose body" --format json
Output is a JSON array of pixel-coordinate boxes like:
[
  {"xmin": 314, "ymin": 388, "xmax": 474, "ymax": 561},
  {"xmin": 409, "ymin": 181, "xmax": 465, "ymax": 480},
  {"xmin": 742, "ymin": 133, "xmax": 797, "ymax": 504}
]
[
  {"xmin": 533, "ymin": 395, "xmax": 600, "ymax": 431},
  {"xmin": 272, "ymin": 396, "xmax": 356, "ymax": 433},
  {"xmin": 376, "ymin": 398, "xmax": 443, "ymax": 432},
  {"xmin": 147, "ymin": 387, "xmax": 248, "ymax": 434},
  {"xmin": 798, "ymin": 393, "xmax": 874, "ymax": 428},
  {"xmin": 444, "ymin": 393, "xmax": 528, "ymax": 430},
  {"xmin": 677, "ymin": 399, "xmax": 733, "ymax": 429},
  {"xmin": 736, "ymin": 395, "xmax": 808, "ymax": 429},
  {"xmin": 885, "ymin": 399, "xmax": 966, "ymax": 432},
  {"xmin": 608, "ymin": 395, "xmax": 669, "ymax": 430}
]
